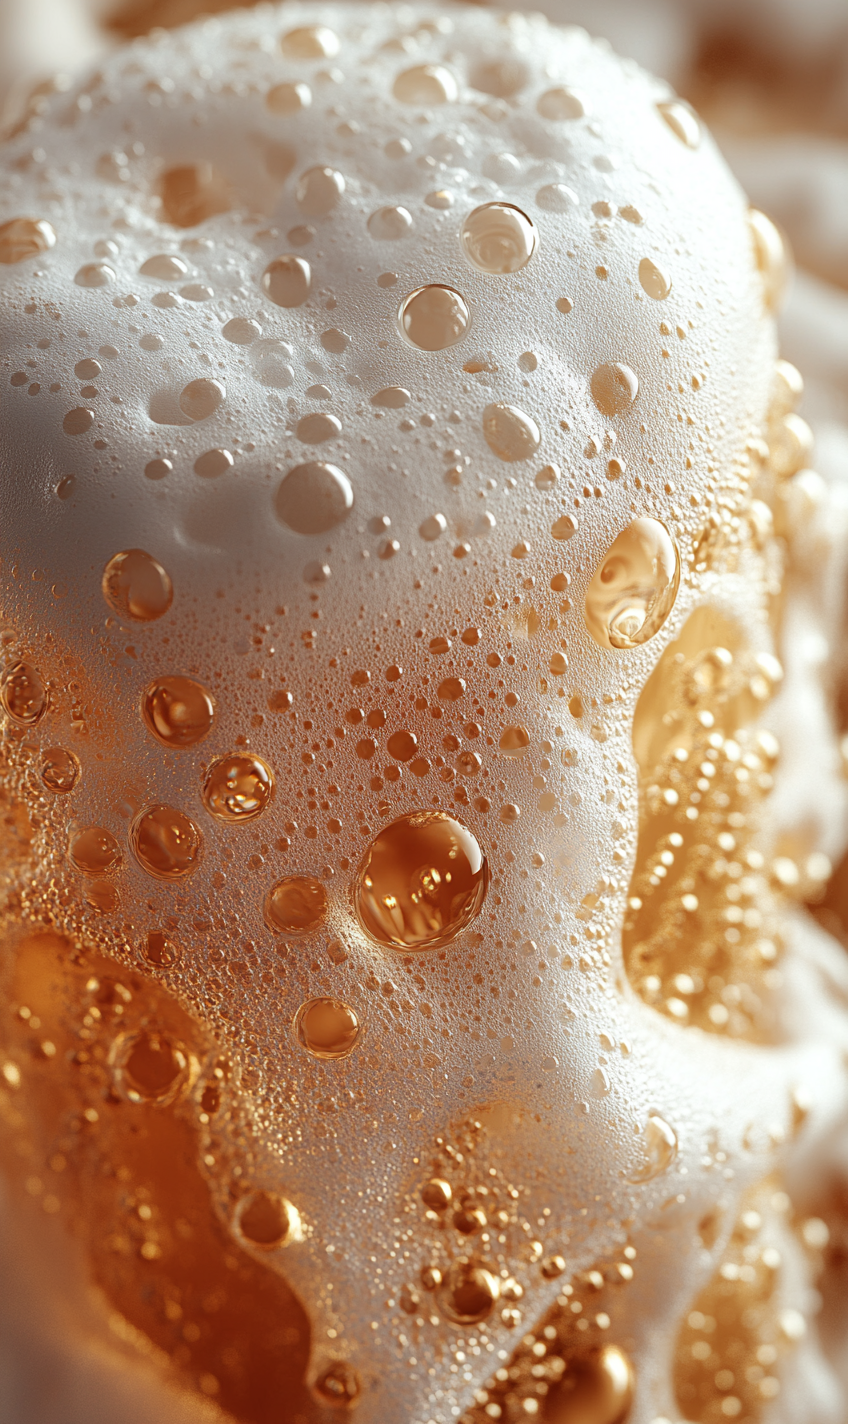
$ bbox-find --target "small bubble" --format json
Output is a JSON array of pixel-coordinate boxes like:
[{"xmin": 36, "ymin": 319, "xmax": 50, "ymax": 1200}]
[
  {"xmin": 235, "ymin": 1190, "xmax": 300, "ymax": 1248},
  {"xmin": 262, "ymin": 255, "xmax": 311, "ymax": 308},
  {"xmin": 250, "ymin": 339, "xmax": 294, "ymax": 388},
  {"xmin": 143, "ymin": 458, "xmax": 171, "ymax": 481},
  {"xmin": 265, "ymin": 875, "xmax": 327, "ymax": 934},
  {"xmin": 63, "ymin": 408, "xmax": 94, "ymax": 436},
  {"xmin": 0, "ymin": 217, "xmax": 56, "ymax": 264},
  {"xmin": 203, "ymin": 754, "xmax": 274, "ymax": 823},
  {"xmin": 142, "ymin": 675, "xmax": 214, "ymax": 748},
  {"xmin": 546, "ymin": 1345, "xmax": 634, "ymax": 1419},
  {"xmin": 551, "ymin": 514, "xmax": 579, "ymax": 541},
  {"xmin": 535, "ymin": 464, "xmax": 560, "ymax": 489},
  {"xmin": 140, "ymin": 254, "xmax": 187, "ymax": 280},
  {"xmin": 482, "ymin": 403, "xmax": 540, "ymax": 461},
  {"xmin": 74, "ymin": 263, "xmax": 115, "ymax": 288},
  {"xmin": 368, "ymin": 205, "xmax": 413, "ymax": 241},
  {"xmin": 222, "ymin": 317, "xmax": 262, "ymax": 344},
  {"xmin": 313, "ymin": 1363, "xmax": 361, "ymax": 1408},
  {"xmin": 267, "ymin": 80, "xmax": 312, "ymax": 113},
  {"xmin": 537, "ymin": 87, "xmax": 585, "ymax": 120},
  {"xmin": 297, "ymin": 166, "xmax": 345, "ymax": 218},
  {"xmin": 140, "ymin": 333, "xmax": 164, "ymax": 352},
  {"xmin": 275, "ymin": 461, "xmax": 353, "ymax": 534},
  {"xmin": 41, "ymin": 747, "xmax": 80, "ymax": 793},
  {"xmin": 499, "ymin": 726, "xmax": 530, "ymax": 757},
  {"xmin": 294, "ymin": 998, "xmax": 360, "ymax": 1059},
  {"xmin": 657, "ymin": 99, "xmax": 701, "ymax": 149},
  {"xmin": 590, "ymin": 363, "xmax": 639, "ymax": 417},
  {"xmin": 371, "ymin": 386, "xmax": 410, "ymax": 408},
  {"xmin": 629, "ymin": 1114, "xmax": 678, "ymax": 1181},
  {"xmin": 56, "ymin": 475, "xmax": 76, "ymax": 498},
  {"xmin": 280, "ymin": 25, "xmax": 340, "ymax": 59},
  {"xmin": 638, "ymin": 257, "xmax": 672, "ymax": 300},
  {"xmin": 1, "ymin": 661, "xmax": 46, "ymax": 725},
  {"xmin": 194, "ymin": 447, "xmax": 234, "ymax": 478},
  {"xmin": 398, "ymin": 284, "xmax": 470, "ymax": 351},
  {"xmin": 321, "ymin": 328, "xmax": 350, "ymax": 353},
  {"xmin": 102, "ymin": 548, "xmax": 173, "ymax": 622},
  {"xmin": 387, "ymin": 729, "xmax": 417, "ymax": 761},
  {"xmin": 460, "ymin": 202, "xmax": 537, "ymax": 274},
  {"xmin": 585, "ymin": 517, "xmax": 679, "ymax": 649},
  {"xmin": 535, "ymin": 183, "xmax": 579, "ymax": 213},
  {"xmin": 749, "ymin": 208, "xmax": 790, "ymax": 313},
  {"xmin": 112, "ymin": 1030, "xmax": 189, "ymax": 1106},
  {"xmin": 68, "ymin": 825, "xmax": 121, "ymax": 876},
  {"xmin": 144, "ymin": 930, "xmax": 180, "ymax": 968},
  {"xmin": 179, "ymin": 378, "xmax": 225, "ymax": 421},
  {"xmin": 130, "ymin": 805, "xmax": 202, "ymax": 879},
  {"xmin": 393, "ymin": 65, "xmax": 458, "ymax": 105},
  {"xmin": 74, "ymin": 358, "xmax": 101, "ymax": 380},
  {"xmin": 355, "ymin": 810, "xmax": 487, "ymax": 951},
  {"xmin": 438, "ymin": 1258, "xmax": 500, "ymax": 1324},
  {"xmin": 296, "ymin": 412, "xmax": 342, "ymax": 444},
  {"xmin": 425, "ymin": 189, "xmax": 453, "ymax": 209}
]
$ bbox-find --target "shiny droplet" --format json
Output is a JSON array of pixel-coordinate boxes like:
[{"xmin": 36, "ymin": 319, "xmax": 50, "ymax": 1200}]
[
  {"xmin": 296, "ymin": 412, "xmax": 342, "ymax": 444},
  {"xmin": 387, "ymin": 729, "xmax": 417, "ymax": 761},
  {"xmin": 41, "ymin": 746, "xmax": 80, "ymax": 793},
  {"xmin": 142, "ymin": 675, "xmax": 214, "ymax": 748},
  {"xmin": 355, "ymin": 810, "xmax": 488, "ymax": 951},
  {"xmin": 657, "ymin": 99, "xmax": 701, "ymax": 149},
  {"xmin": 130, "ymin": 805, "xmax": 202, "ymax": 879},
  {"xmin": 438, "ymin": 1258, "xmax": 500, "ymax": 1324},
  {"xmin": 194, "ymin": 447, "xmax": 233, "ymax": 478},
  {"xmin": 499, "ymin": 725, "xmax": 530, "ymax": 757},
  {"xmin": 63, "ymin": 407, "xmax": 94, "ymax": 436},
  {"xmin": 144, "ymin": 930, "xmax": 180, "ymax": 968},
  {"xmin": 102, "ymin": 549, "xmax": 173, "ymax": 622},
  {"xmin": 0, "ymin": 661, "xmax": 46, "ymax": 725},
  {"xmin": 179, "ymin": 377, "xmax": 225, "ymax": 421},
  {"xmin": 275, "ymin": 462, "xmax": 353, "ymax": 534},
  {"xmin": 398, "ymin": 285, "xmax": 470, "ymax": 351},
  {"xmin": 160, "ymin": 163, "xmax": 230, "ymax": 227},
  {"xmin": 112, "ymin": 1030, "xmax": 189, "ymax": 1106},
  {"xmin": 585, "ymin": 517, "xmax": 679, "ymax": 649},
  {"xmin": 460, "ymin": 203, "xmax": 537, "ymax": 274},
  {"xmin": 68, "ymin": 825, "xmax": 122, "ymax": 876},
  {"xmin": 144, "ymin": 458, "xmax": 172, "ymax": 481},
  {"xmin": 75, "ymin": 263, "xmax": 115, "ymax": 288},
  {"xmin": 368, "ymin": 205, "xmax": 414, "ymax": 241},
  {"xmin": 140, "ymin": 253, "xmax": 188, "ymax": 280},
  {"xmin": 202, "ymin": 754, "xmax": 274, "ymax": 822},
  {"xmin": 393, "ymin": 65, "xmax": 458, "ymax": 105},
  {"xmin": 294, "ymin": 998, "xmax": 360, "ymax": 1059},
  {"xmin": 537, "ymin": 87, "xmax": 585, "ymax": 120},
  {"xmin": 297, "ymin": 166, "xmax": 345, "ymax": 218},
  {"xmin": 223, "ymin": 316, "xmax": 261, "ymax": 344},
  {"xmin": 482, "ymin": 403, "xmax": 540, "ymax": 461},
  {"xmin": 234, "ymin": 1190, "xmax": 300, "ymax": 1248},
  {"xmin": 543, "ymin": 1344, "xmax": 634, "ymax": 1423},
  {"xmin": 280, "ymin": 24, "xmax": 340, "ymax": 59},
  {"xmin": 313, "ymin": 1363, "xmax": 362, "ymax": 1408},
  {"xmin": 590, "ymin": 363, "xmax": 639, "ymax": 417},
  {"xmin": 0, "ymin": 217, "xmax": 56, "ymax": 263},
  {"xmin": 265, "ymin": 875, "xmax": 327, "ymax": 934},
  {"xmin": 628, "ymin": 1114, "xmax": 678, "ymax": 1183},
  {"xmin": 267, "ymin": 80, "xmax": 312, "ymax": 113},
  {"xmin": 638, "ymin": 257, "xmax": 671, "ymax": 300},
  {"xmin": 536, "ymin": 183, "xmax": 578, "ymax": 213},
  {"xmin": 749, "ymin": 208, "xmax": 790, "ymax": 313},
  {"xmin": 262, "ymin": 255, "xmax": 311, "ymax": 307}
]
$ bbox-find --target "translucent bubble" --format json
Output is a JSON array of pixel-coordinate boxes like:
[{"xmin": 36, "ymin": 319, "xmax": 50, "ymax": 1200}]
[
  {"xmin": 470, "ymin": 57, "xmax": 528, "ymax": 98},
  {"xmin": 393, "ymin": 65, "xmax": 458, "ymax": 105},
  {"xmin": 142, "ymin": 675, "xmax": 214, "ymax": 748},
  {"xmin": 749, "ymin": 208, "xmax": 790, "ymax": 314},
  {"xmin": 130, "ymin": 805, "xmax": 203, "ymax": 879},
  {"xmin": 367, "ymin": 205, "xmax": 414, "ymax": 241},
  {"xmin": 262, "ymin": 255, "xmax": 311, "ymax": 308},
  {"xmin": 264, "ymin": 875, "xmax": 327, "ymax": 934},
  {"xmin": 68, "ymin": 826, "xmax": 122, "ymax": 876},
  {"xmin": 74, "ymin": 263, "xmax": 115, "ymax": 288},
  {"xmin": 160, "ymin": 163, "xmax": 230, "ymax": 227},
  {"xmin": 628, "ymin": 1113, "xmax": 678, "ymax": 1182},
  {"xmin": 111, "ymin": 1029, "xmax": 189, "ymax": 1106},
  {"xmin": 590, "ymin": 363, "xmax": 639, "ymax": 417},
  {"xmin": 266, "ymin": 81, "xmax": 312, "ymax": 113},
  {"xmin": 537, "ymin": 87, "xmax": 585, "ymax": 120},
  {"xmin": 355, "ymin": 810, "xmax": 488, "ymax": 951},
  {"xmin": 398, "ymin": 285, "xmax": 470, "ymax": 351},
  {"xmin": 202, "ymin": 754, "xmax": 274, "ymax": 822},
  {"xmin": 585, "ymin": 517, "xmax": 679, "ymax": 649},
  {"xmin": 657, "ymin": 99, "xmax": 701, "ymax": 149},
  {"xmin": 250, "ymin": 339, "xmax": 294, "ymax": 387},
  {"xmin": 222, "ymin": 317, "xmax": 261, "ymax": 344},
  {"xmin": 0, "ymin": 217, "xmax": 56, "ymax": 264},
  {"xmin": 0, "ymin": 661, "xmax": 46, "ymax": 726},
  {"xmin": 179, "ymin": 378, "xmax": 225, "ymax": 421},
  {"xmin": 140, "ymin": 254, "xmax": 187, "ymax": 280},
  {"xmin": 275, "ymin": 462, "xmax": 354, "ymax": 534},
  {"xmin": 294, "ymin": 998, "xmax": 360, "ymax": 1059},
  {"xmin": 280, "ymin": 25, "xmax": 340, "ymax": 59},
  {"xmin": 438, "ymin": 1258, "xmax": 500, "ymax": 1324},
  {"xmin": 460, "ymin": 203, "xmax": 537, "ymax": 274},
  {"xmin": 296, "ymin": 412, "xmax": 342, "ymax": 444},
  {"xmin": 387, "ymin": 729, "xmax": 417, "ymax": 761},
  {"xmin": 102, "ymin": 549, "xmax": 173, "ymax": 622},
  {"xmin": 234, "ymin": 1190, "xmax": 301, "ymax": 1248},
  {"xmin": 638, "ymin": 257, "xmax": 671, "ymax": 300},
  {"xmin": 371, "ymin": 386, "xmax": 410, "ymax": 408},
  {"xmin": 535, "ymin": 464, "xmax": 560, "ymax": 490},
  {"xmin": 482, "ymin": 403, "xmax": 540, "ymax": 461},
  {"xmin": 545, "ymin": 1344, "xmax": 635, "ymax": 1422},
  {"xmin": 296, "ymin": 166, "xmax": 345, "ymax": 218},
  {"xmin": 41, "ymin": 747, "xmax": 80, "ymax": 793}
]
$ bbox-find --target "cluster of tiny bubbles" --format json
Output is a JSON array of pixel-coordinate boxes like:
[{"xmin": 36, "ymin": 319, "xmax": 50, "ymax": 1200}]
[{"xmin": 584, "ymin": 519, "xmax": 681, "ymax": 650}]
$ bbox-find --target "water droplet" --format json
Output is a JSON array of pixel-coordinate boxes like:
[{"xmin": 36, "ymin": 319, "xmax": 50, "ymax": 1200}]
[
  {"xmin": 63, "ymin": 407, "xmax": 94, "ymax": 436},
  {"xmin": 235, "ymin": 1189, "xmax": 300, "ymax": 1248},
  {"xmin": 267, "ymin": 80, "xmax": 312, "ymax": 113},
  {"xmin": 296, "ymin": 412, "xmax": 342, "ymax": 444},
  {"xmin": 629, "ymin": 1113, "xmax": 678, "ymax": 1182},
  {"xmin": 41, "ymin": 746, "xmax": 80, "ymax": 793},
  {"xmin": 371, "ymin": 386, "xmax": 410, "ymax": 408},
  {"xmin": 143, "ymin": 457, "xmax": 171, "ymax": 481},
  {"xmin": 422, "ymin": 1177, "xmax": 452, "ymax": 1209},
  {"xmin": 438, "ymin": 1258, "xmax": 500, "ymax": 1324},
  {"xmin": 0, "ymin": 217, "xmax": 56, "ymax": 263},
  {"xmin": 201, "ymin": 754, "xmax": 273, "ymax": 824},
  {"xmin": 178, "ymin": 377, "xmax": 225, "ymax": 421},
  {"xmin": 56, "ymin": 475, "xmax": 77, "ymax": 497},
  {"xmin": 265, "ymin": 875, "xmax": 327, "ymax": 934},
  {"xmin": 499, "ymin": 725, "xmax": 530, "ymax": 757},
  {"xmin": 262, "ymin": 254, "xmax": 311, "ymax": 307},
  {"xmin": 420, "ymin": 513, "xmax": 447, "ymax": 541},
  {"xmin": 355, "ymin": 810, "xmax": 487, "ymax": 951},
  {"xmin": 537, "ymin": 87, "xmax": 585, "ymax": 120},
  {"xmin": 393, "ymin": 65, "xmax": 458, "ymax": 105},
  {"xmin": 112, "ymin": 1029, "xmax": 189, "ymax": 1105},
  {"xmin": 102, "ymin": 548, "xmax": 173, "ymax": 622},
  {"xmin": 482, "ymin": 403, "xmax": 540, "ymax": 461},
  {"xmin": 275, "ymin": 461, "xmax": 353, "ymax": 534},
  {"xmin": 74, "ymin": 263, "xmax": 115, "ymax": 288},
  {"xmin": 535, "ymin": 183, "xmax": 578, "ymax": 213},
  {"xmin": 657, "ymin": 99, "xmax": 701, "ymax": 149},
  {"xmin": 281, "ymin": 24, "xmax": 340, "ymax": 59},
  {"xmin": 459, "ymin": 202, "xmax": 537, "ymax": 275},
  {"xmin": 296, "ymin": 166, "xmax": 345, "ymax": 218},
  {"xmin": 222, "ymin": 317, "xmax": 261, "ymax": 344},
  {"xmin": 1, "ymin": 661, "xmax": 46, "ymax": 725},
  {"xmin": 367, "ymin": 205, "xmax": 414, "ymax": 241},
  {"xmin": 140, "ymin": 254, "xmax": 187, "ymax": 280},
  {"xmin": 144, "ymin": 930, "xmax": 180, "ymax": 968},
  {"xmin": 535, "ymin": 464, "xmax": 560, "ymax": 489},
  {"xmin": 142, "ymin": 675, "xmax": 214, "ymax": 748},
  {"xmin": 68, "ymin": 825, "xmax": 122, "ymax": 876},
  {"xmin": 398, "ymin": 285, "xmax": 470, "ymax": 351},
  {"xmin": 749, "ymin": 208, "xmax": 790, "ymax": 313},
  {"xmin": 160, "ymin": 163, "xmax": 230, "ymax": 227},
  {"xmin": 638, "ymin": 257, "xmax": 671, "ymax": 300},
  {"xmin": 193, "ymin": 448, "xmax": 233, "ymax": 480},
  {"xmin": 544, "ymin": 1344, "xmax": 634, "ymax": 1423},
  {"xmin": 130, "ymin": 805, "xmax": 202, "ymax": 879},
  {"xmin": 590, "ymin": 363, "xmax": 639, "ymax": 417},
  {"xmin": 585, "ymin": 517, "xmax": 679, "ymax": 649},
  {"xmin": 313, "ymin": 1363, "xmax": 361, "ymax": 1408},
  {"xmin": 294, "ymin": 998, "xmax": 360, "ymax": 1059},
  {"xmin": 387, "ymin": 729, "xmax": 417, "ymax": 761},
  {"xmin": 75, "ymin": 358, "xmax": 101, "ymax": 380},
  {"xmin": 249, "ymin": 339, "xmax": 294, "ymax": 388},
  {"xmin": 551, "ymin": 514, "xmax": 579, "ymax": 541}
]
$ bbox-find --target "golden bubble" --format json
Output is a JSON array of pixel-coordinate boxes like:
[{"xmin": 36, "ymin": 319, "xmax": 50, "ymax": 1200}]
[
  {"xmin": 354, "ymin": 810, "xmax": 488, "ymax": 951},
  {"xmin": 460, "ymin": 203, "xmax": 537, "ymax": 274},
  {"xmin": 387, "ymin": 729, "xmax": 417, "ymax": 761},
  {"xmin": 275, "ymin": 461, "xmax": 354, "ymax": 534},
  {"xmin": 102, "ymin": 548, "xmax": 173, "ymax": 622},
  {"xmin": 749, "ymin": 207, "xmax": 791, "ymax": 313},
  {"xmin": 590, "ymin": 363, "xmax": 639, "ymax": 417},
  {"xmin": 234, "ymin": 1190, "xmax": 300, "ymax": 1248},
  {"xmin": 160, "ymin": 163, "xmax": 230, "ymax": 227},
  {"xmin": 585, "ymin": 517, "xmax": 680, "ymax": 649},
  {"xmin": 438, "ymin": 1258, "xmax": 500, "ymax": 1324},
  {"xmin": 294, "ymin": 998, "xmax": 360, "ymax": 1059},
  {"xmin": 543, "ymin": 1344, "xmax": 634, "ymax": 1423},
  {"xmin": 551, "ymin": 514, "xmax": 579, "ymax": 542},
  {"xmin": 179, "ymin": 377, "xmax": 225, "ymax": 421},
  {"xmin": 130, "ymin": 805, "xmax": 202, "ymax": 879},
  {"xmin": 628, "ymin": 1114, "xmax": 678, "ymax": 1183},
  {"xmin": 69, "ymin": 825, "xmax": 122, "ymax": 876},
  {"xmin": 144, "ymin": 930, "xmax": 181, "ymax": 968},
  {"xmin": 0, "ymin": 217, "xmax": 56, "ymax": 263},
  {"xmin": 41, "ymin": 746, "xmax": 80, "ymax": 793},
  {"xmin": 398, "ymin": 285, "xmax": 471, "ymax": 351},
  {"xmin": 262, "ymin": 254, "xmax": 311, "ymax": 307},
  {"xmin": 638, "ymin": 257, "xmax": 672, "ymax": 300},
  {"xmin": 111, "ymin": 1030, "xmax": 189, "ymax": 1106},
  {"xmin": 202, "ymin": 754, "xmax": 274, "ymax": 822},
  {"xmin": 313, "ymin": 1362, "xmax": 362, "ymax": 1408},
  {"xmin": 267, "ymin": 81, "xmax": 312, "ymax": 113},
  {"xmin": 297, "ymin": 166, "xmax": 345, "ymax": 218},
  {"xmin": 499, "ymin": 725, "xmax": 530, "ymax": 757},
  {"xmin": 657, "ymin": 99, "xmax": 701, "ymax": 149},
  {"xmin": 281, "ymin": 24, "xmax": 340, "ymax": 59},
  {"xmin": 1, "ymin": 661, "xmax": 47, "ymax": 725},
  {"xmin": 482, "ymin": 402, "xmax": 541, "ymax": 461},
  {"xmin": 393, "ymin": 64, "xmax": 458, "ymax": 105},
  {"xmin": 85, "ymin": 879, "xmax": 119, "ymax": 914},
  {"xmin": 141, "ymin": 675, "xmax": 215, "ymax": 749},
  {"xmin": 264, "ymin": 875, "xmax": 327, "ymax": 934},
  {"xmin": 422, "ymin": 1178, "xmax": 452, "ymax": 1209},
  {"xmin": 368, "ymin": 205, "xmax": 414, "ymax": 241}
]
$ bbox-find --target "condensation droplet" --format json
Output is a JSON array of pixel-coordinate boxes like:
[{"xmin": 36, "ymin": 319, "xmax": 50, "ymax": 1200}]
[
  {"xmin": 355, "ymin": 811, "xmax": 488, "ymax": 951},
  {"xmin": 275, "ymin": 462, "xmax": 354, "ymax": 534},
  {"xmin": 296, "ymin": 412, "xmax": 342, "ymax": 444},
  {"xmin": 295, "ymin": 998, "xmax": 361, "ymax": 1059},
  {"xmin": 222, "ymin": 316, "xmax": 262, "ymax": 344},
  {"xmin": 202, "ymin": 754, "xmax": 274, "ymax": 823},
  {"xmin": 438, "ymin": 1258, "xmax": 500, "ymax": 1324},
  {"xmin": 179, "ymin": 377, "xmax": 225, "ymax": 421},
  {"xmin": 265, "ymin": 875, "xmax": 327, "ymax": 934},
  {"xmin": 68, "ymin": 825, "xmax": 122, "ymax": 876},
  {"xmin": 63, "ymin": 407, "xmax": 94, "ymax": 436},
  {"xmin": 749, "ymin": 208, "xmax": 790, "ymax": 313},
  {"xmin": 130, "ymin": 805, "xmax": 203, "ymax": 879},
  {"xmin": 194, "ymin": 447, "xmax": 234, "ymax": 478},
  {"xmin": 41, "ymin": 746, "xmax": 80, "ymax": 793},
  {"xmin": 102, "ymin": 549, "xmax": 173, "ymax": 622},
  {"xmin": 537, "ymin": 87, "xmax": 585, "ymax": 120},
  {"xmin": 638, "ymin": 257, "xmax": 672, "ymax": 300},
  {"xmin": 482, "ymin": 403, "xmax": 540, "ymax": 461},
  {"xmin": 590, "ymin": 363, "xmax": 639, "ymax": 417},
  {"xmin": 280, "ymin": 25, "xmax": 340, "ymax": 59},
  {"xmin": 234, "ymin": 1190, "xmax": 300, "ymax": 1248},
  {"xmin": 629, "ymin": 1113, "xmax": 678, "ymax": 1182},
  {"xmin": 267, "ymin": 80, "xmax": 312, "ymax": 113},
  {"xmin": 535, "ymin": 183, "xmax": 579, "ymax": 213},
  {"xmin": 0, "ymin": 217, "xmax": 56, "ymax": 263},
  {"xmin": 585, "ymin": 517, "xmax": 680, "ymax": 649},
  {"xmin": 75, "ymin": 263, "xmax": 115, "ymax": 288},
  {"xmin": 112, "ymin": 1030, "xmax": 189, "ymax": 1106},
  {"xmin": 368, "ymin": 205, "xmax": 414, "ymax": 241},
  {"xmin": 1, "ymin": 661, "xmax": 46, "ymax": 725},
  {"xmin": 140, "ymin": 254, "xmax": 187, "ymax": 280},
  {"xmin": 657, "ymin": 99, "xmax": 701, "ymax": 149},
  {"xmin": 398, "ymin": 285, "xmax": 470, "ymax": 351},
  {"xmin": 296, "ymin": 166, "xmax": 345, "ymax": 218},
  {"xmin": 142, "ymin": 675, "xmax": 214, "ymax": 748},
  {"xmin": 262, "ymin": 254, "xmax": 312, "ymax": 308},
  {"xmin": 499, "ymin": 725, "xmax": 530, "ymax": 757},
  {"xmin": 460, "ymin": 203, "xmax": 537, "ymax": 274},
  {"xmin": 393, "ymin": 65, "xmax": 458, "ymax": 105}
]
